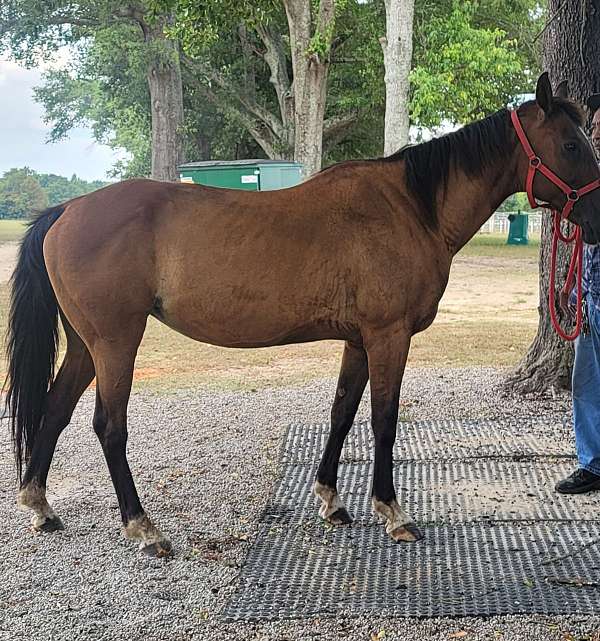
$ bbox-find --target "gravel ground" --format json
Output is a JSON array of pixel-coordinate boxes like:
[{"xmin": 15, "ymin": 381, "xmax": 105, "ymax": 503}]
[{"xmin": 1, "ymin": 367, "xmax": 599, "ymax": 641}]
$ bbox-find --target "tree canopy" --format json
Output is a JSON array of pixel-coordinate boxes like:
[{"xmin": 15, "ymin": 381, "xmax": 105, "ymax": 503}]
[
  {"xmin": 1, "ymin": 0, "xmax": 543, "ymax": 176},
  {"xmin": 0, "ymin": 168, "xmax": 107, "ymax": 219}
]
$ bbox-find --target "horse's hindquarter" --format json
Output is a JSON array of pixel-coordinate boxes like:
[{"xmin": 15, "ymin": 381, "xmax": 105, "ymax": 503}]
[{"xmin": 43, "ymin": 181, "xmax": 161, "ymax": 342}]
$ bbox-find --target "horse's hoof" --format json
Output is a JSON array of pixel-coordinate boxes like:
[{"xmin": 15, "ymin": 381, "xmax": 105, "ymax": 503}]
[
  {"xmin": 327, "ymin": 507, "xmax": 353, "ymax": 526},
  {"xmin": 141, "ymin": 539, "xmax": 173, "ymax": 558},
  {"xmin": 33, "ymin": 515, "xmax": 65, "ymax": 533},
  {"xmin": 390, "ymin": 523, "xmax": 424, "ymax": 543}
]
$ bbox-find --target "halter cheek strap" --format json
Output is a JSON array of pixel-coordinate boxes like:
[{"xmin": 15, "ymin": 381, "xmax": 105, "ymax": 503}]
[{"xmin": 510, "ymin": 109, "xmax": 600, "ymax": 220}]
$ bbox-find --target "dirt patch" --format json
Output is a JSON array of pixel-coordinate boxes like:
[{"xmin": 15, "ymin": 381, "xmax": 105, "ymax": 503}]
[
  {"xmin": 438, "ymin": 255, "xmax": 538, "ymax": 323},
  {"xmin": 0, "ymin": 242, "xmax": 18, "ymax": 283}
]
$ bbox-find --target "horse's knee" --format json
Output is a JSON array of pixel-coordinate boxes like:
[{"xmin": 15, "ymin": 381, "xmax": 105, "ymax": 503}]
[
  {"xmin": 98, "ymin": 426, "xmax": 127, "ymax": 452},
  {"xmin": 92, "ymin": 402, "xmax": 107, "ymax": 435},
  {"xmin": 331, "ymin": 388, "xmax": 355, "ymax": 422}
]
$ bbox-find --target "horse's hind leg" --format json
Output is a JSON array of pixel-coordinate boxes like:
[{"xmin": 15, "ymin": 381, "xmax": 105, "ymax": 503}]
[
  {"xmin": 18, "ymin": 320, "xmax": 95, "ymax": 531},
  {"xmin": 314, "ymin": 341, "xmax": 368, "ymax": 525},
  {"xmin": 90, "ymin": 321, "xmax": 171, "ymax": 557}
]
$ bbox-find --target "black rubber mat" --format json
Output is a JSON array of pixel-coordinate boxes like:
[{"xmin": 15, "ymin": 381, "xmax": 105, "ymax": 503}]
[
  {"xmin": 223, "ymin": 418, "xmax": 600, "ymax": 622},
  {"xmin": 224, "ymin": 522, "xmax": 600, "ymax": 621},
  {"xmin": 269, "ymin": 460, "xmax": 598, "ymax": 525},
  {"xmin": 282, "ymin": 419, "xmax": 574, "ymax": 464}
]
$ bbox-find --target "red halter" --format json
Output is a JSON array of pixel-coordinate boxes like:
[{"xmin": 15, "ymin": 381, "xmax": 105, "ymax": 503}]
[
  {"xmin": 510, "ymin": 109, "xmax": 600, "ymax": 340},
  {"xmin": 510, "ymin": 109, "xmax": 600, "ymax": 220}
]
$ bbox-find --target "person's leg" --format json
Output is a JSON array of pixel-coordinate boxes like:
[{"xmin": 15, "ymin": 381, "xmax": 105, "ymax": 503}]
[
  {"xmin": 573, "ymin": 300, "xmax": 600, "ymax": 475},
  {"xmin": 557, "ymin": 298, "xmax": 600, "ymax": 494}
]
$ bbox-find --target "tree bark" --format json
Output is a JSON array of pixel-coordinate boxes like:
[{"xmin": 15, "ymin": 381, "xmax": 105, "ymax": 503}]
[
  {"xmin": 283, "ymin": 0, "xmax": 336, "ymax": 177},
  {"xmin": 505, "ymin": 0, "xmax": 600, "ymax": 394},
  {"xmin": 145, "ymin": 17, "xmax": 185, "ymax": 182},
  {"xmin": 255, "ymin": 24, "xmax": 295, "ymax": 158},
  {"xmin": 379, "ymin": 0, "xmax": 414, "ymax": 155}
]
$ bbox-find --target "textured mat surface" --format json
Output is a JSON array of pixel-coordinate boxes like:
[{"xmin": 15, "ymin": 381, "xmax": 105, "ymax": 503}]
[
  {"xmin": 269, "ymin": 460, "xmax": 597, "ymax": 525},
  {"xmin": 282, "ymin": 419, "xmax": 574, "ymax": 463},
  {"xmin": 223, "ymin": 419, "xmax": 600, "ymax": 622},
  {"xmin": 225, "ymin": 522, "xmax": 600, "ymax": 621}
]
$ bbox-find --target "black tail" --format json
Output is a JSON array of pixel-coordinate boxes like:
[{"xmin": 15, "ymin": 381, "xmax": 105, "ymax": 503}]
[{"xmin": 4, "ymin": 206, "xmax": 65, "ymax": 480}]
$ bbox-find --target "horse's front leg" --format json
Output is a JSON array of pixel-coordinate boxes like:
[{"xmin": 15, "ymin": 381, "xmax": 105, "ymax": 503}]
[
  {"xmin": 314, "ymin": 340, "xmax": 369, "ymax": 525},
  {"xmin": 365, "ymin": 325, "xmax": 423, "ymax": 543}
]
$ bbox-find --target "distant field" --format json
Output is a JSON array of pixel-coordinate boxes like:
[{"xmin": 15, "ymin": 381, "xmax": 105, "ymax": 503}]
[
  {"xmin": 459, "ymin": 232, "xmax": 541, "ymax": 258},
  {"xmin": 0, "ymin": 221, "xmax": 541, "ymax": 391},
  {"xmin": 0, "ymin": 220, "xmax": 27, "ymax": 243}
]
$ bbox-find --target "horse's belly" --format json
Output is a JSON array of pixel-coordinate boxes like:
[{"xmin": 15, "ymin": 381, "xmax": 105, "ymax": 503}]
[{"xmin": 153, "ymin": 296, "xmax": 358, "ymax": 348}]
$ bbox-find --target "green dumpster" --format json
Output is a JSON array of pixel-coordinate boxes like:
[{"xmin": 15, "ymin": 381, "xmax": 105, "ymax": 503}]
[
  {"xmin": 507, "ymin": 211, "xmax": 529, "ymax": 245},
  {"xmin": 177, "ymin": 159, "xmax": 303, "ymax": 191}
]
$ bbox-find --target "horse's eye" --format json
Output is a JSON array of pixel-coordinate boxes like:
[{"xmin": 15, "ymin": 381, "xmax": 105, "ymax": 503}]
[{"xmin": 564, "ymin": 142, "xmax": 578, "ymax": 152}]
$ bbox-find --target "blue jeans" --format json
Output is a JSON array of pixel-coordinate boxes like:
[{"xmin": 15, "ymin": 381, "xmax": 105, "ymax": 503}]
[{"xmin": 572, "ymin": 295, "xmax": 600, "ymax": 475}]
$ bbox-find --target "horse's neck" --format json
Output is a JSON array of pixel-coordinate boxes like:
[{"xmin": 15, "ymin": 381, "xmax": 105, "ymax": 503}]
[{"xmin": 437, "ymin": 153, "xmax": 520, "ymax": 256}]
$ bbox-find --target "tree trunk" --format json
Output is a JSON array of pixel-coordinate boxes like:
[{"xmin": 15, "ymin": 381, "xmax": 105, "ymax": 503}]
[
  {"xmin": 505, "ymin": 0, "xmax": 600, "ymax": 394},
  {"xmin": 284, "ymin": 0, "xmax": 335, "ymax": 177},
  {"xmin": 293, "ymin": 62, "xmax": 329, "ymax": 176},
  {"xmin": 379, "ymin": 0, "xmax": 414, "ymax": 156},
  {"xmin": 146, "ymin": 19, "xmax": 185, "ymax": 182},
  {"xmin": 256, "ymin": 24, "xmax": 295, "ymax": 158}
]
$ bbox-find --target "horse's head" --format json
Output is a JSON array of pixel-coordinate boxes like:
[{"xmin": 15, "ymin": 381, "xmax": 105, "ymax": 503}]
[{"xmin": 515, "ymin": 73, "xmax": 600, "ymax": 244}]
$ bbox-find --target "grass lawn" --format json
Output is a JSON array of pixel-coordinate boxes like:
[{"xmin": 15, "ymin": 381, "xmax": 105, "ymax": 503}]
[
  {"xmin": 0, "ymin": 222, "xmax": 542, "ymax": 391},
  {"xmin": 459, "ymin": 232, "xmax": 540, "ymax": 258},
  {"xmin": 0, "ymin": 219, "xmax": 27, "ymax": 243}
]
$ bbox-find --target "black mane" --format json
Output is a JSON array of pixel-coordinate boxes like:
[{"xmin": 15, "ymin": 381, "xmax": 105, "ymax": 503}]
[{"xmin": 381, "ymin": 98, "xmax": 584, "ymax": 229}]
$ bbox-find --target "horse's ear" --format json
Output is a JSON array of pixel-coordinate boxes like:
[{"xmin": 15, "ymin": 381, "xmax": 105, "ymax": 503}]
[
  {"xmin": 555, "ymin": 80, "xmax": 569, "ymax": 99},
  {"xmin": 536, "ymin": 72, "xmax": 553, "ymax": 114}
]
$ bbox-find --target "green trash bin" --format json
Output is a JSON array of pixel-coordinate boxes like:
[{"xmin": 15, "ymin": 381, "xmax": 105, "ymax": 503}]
[
  {"xmin": 177, "ymin": 159, "xmax": 304, "ymax": 191},
  {"xmin": 507, "ymin": 211, "xmax": 529, "ymax": 245}
]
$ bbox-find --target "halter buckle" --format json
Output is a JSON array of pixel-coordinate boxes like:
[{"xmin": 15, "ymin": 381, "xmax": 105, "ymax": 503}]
[
  {"xmin": 530, "ymin": 157, "xmax": 541, "ymax": 167},
  {"xmin": 568, "ymin": 190, "xmax": 579, "ymax": 201}
]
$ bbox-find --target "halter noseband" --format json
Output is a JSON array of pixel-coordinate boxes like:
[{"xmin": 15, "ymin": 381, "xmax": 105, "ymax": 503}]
[{"xmin": 510, "ymin": 109, "xmax": 600, "ymax": 220}]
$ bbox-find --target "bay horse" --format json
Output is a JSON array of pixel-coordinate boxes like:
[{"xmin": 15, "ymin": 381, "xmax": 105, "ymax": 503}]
[{"xmin": 6, "ymin": 73, "xmax": 600, "ymax": 557}]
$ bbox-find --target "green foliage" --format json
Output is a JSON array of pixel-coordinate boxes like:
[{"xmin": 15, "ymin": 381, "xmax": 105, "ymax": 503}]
[
  {"xmin": 307, "ymin": 24, "xmax": 335, "ymax": 61},
  {"xmin": 37, "ymin": 173, "xmax": 107, "ymax": 205},
  {"xmin": 498, "ymin": 192, "xmax": 532, "ymax": 212},
  {"xmin": 0, "ymin": 168, "xmax": 48, "ymax": 219},
  {"xmin": 1, "ymin": 0, "xmax": 543, "ymax": 173},
  {"xmin": 33, "ymin": 23, "xmax": 156, "ymax": 178},
  {"xmin": 0, "ymin": 168, "xmax": 107, "ymax": 219},
  {"xmin": 0, "ymin": 1, "xmax": 129, "ymax": 64},
  {"xmin": 410, "ymin": 2, "xmax": 529, "ymax": 130}
]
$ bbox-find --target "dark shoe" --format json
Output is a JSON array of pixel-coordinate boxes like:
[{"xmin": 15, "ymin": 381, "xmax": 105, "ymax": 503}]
[{"xmin": 555, "ymin": 468, "xmax": 600, "ymax": 494}]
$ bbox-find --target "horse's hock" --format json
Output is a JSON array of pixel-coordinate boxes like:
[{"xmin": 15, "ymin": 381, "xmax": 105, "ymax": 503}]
[{"xmin": 223, "ymin": 418, "xmax": 600, "ymax": 621}]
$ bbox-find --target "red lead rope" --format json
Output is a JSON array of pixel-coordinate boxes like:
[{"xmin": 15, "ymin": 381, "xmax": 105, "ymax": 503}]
[{"xmin": 548, "ymin": 212, "xmax": 583, "ymax": 341}]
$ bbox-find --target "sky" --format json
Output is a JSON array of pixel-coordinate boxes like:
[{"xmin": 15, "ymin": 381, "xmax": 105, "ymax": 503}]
[{"xmin": 0, "ymin": 54, "xmax": 125, "ymax": 182}]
